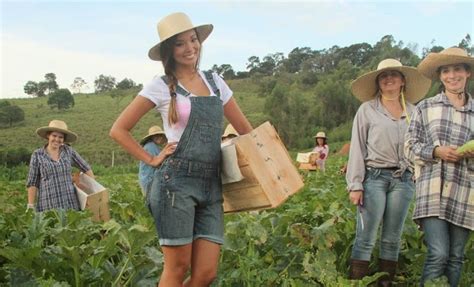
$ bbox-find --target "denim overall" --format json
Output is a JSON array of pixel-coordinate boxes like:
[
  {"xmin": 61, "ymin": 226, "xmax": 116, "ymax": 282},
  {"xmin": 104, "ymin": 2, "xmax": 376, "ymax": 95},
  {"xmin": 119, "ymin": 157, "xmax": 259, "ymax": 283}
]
[{"xmin": 147, "ymin": 72, "xmax": 224, "ymax": 246}]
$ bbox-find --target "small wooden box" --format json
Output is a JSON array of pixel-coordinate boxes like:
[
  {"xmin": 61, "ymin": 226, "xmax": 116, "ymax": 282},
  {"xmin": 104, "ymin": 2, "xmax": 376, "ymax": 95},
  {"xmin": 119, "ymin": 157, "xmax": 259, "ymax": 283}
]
[
  {"xmin": 297, "ymin": 152, "xmax": 319, "ymax": 171},
  {"xmin": 73, "ymin": 173, "xmax": 110, "ymax": 222},
  {"xmin": 222, "ymin": 122, "xmax": 304, "ymax": 213}
]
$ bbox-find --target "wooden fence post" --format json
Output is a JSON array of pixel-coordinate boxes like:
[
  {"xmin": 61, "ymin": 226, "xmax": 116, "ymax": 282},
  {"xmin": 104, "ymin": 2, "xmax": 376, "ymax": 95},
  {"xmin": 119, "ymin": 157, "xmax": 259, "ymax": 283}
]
[{"xmin": 111, "ymin": 151, "xmax": 115, "ymax": 168}]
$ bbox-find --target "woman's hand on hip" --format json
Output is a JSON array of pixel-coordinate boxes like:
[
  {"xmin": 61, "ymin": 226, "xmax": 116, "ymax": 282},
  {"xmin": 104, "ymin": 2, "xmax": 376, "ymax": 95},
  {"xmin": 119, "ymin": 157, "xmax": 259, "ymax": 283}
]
[
  {"xmin": 150, "ymin": 142, "xmax": 178, "ymax": 167},
  {"xmin": 349, "ymin": 190, "xmax": 363, "ymax": 206}
]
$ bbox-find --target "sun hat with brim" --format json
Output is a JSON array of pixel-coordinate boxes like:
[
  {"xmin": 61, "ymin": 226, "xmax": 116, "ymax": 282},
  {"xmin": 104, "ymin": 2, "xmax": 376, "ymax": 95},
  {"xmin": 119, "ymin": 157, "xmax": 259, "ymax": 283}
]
[
  {"xmin": 313, "ymin": 132, "xmax": 326, "ymax": 139},
  {"xmin": 351, "ymin": 59, "xmax": 432, "ymax": 103},
  {"xmin": 140, "ymin": 126, "xmax": 166, "ymax": 145},
  {"xmin": 148, "ymin": 12, "xmax": 213, "ymax": 61},
  {"xmin": 418, "ymin": 47, "xmax": 474, "ymax": 80},
  {"xmin": 222, "ymin": 124, "xmax": 238, "ymax": 139},
  {"xmin": 36, "ymin": 120, "xmax": 77, "ymax": 143}
]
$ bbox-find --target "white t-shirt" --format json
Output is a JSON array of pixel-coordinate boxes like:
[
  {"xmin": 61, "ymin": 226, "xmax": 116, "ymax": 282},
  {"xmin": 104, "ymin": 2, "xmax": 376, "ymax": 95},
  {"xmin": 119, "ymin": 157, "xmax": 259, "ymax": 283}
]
[{"xmin": 139, "ymin": 71, "xmax": 233, "ymax": 142}]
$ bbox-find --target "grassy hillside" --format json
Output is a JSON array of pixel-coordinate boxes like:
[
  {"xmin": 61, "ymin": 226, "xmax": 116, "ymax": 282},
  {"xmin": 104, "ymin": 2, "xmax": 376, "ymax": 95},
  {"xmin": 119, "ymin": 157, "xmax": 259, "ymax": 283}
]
[{"xmin": 1, "ymin": 83, "xmax": 267, "ymax": 165}]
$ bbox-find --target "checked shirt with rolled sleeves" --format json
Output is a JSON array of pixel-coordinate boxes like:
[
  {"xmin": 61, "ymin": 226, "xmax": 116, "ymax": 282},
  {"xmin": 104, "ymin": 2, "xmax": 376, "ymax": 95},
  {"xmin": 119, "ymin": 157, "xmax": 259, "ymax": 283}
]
[
  {"xmin": 26, "ymin": 144, "xmax": 91, "ymax": 212},
  {"xmin": 405, "ymin": 92, "xmax": 473, "ymax": 230}
]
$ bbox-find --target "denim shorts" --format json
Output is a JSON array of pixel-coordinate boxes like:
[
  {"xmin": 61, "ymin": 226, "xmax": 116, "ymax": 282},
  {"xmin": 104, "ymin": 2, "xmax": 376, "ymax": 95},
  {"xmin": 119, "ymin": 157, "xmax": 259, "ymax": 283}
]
[{"xmin": 146, "ymin": 158, "xmax": 224, "ymax": 246}]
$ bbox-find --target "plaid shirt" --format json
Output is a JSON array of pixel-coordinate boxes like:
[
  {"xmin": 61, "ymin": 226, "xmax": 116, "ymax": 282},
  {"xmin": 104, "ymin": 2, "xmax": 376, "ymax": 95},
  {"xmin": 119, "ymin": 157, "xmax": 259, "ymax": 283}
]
[
  {"xmin": 405, "ymin": 92, "xmax": 473, "ymax": 230},
  {"xmin": 26, "ymin": 144, "xmax": 91, "ymax": 212}
]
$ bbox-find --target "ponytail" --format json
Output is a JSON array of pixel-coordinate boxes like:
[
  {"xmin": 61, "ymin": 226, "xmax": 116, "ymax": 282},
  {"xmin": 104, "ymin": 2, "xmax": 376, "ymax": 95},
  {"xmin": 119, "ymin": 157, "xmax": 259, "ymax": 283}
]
[
  {"xmin": 166, "ymin": 71, "xmax": 179, "ymax": 125},
  {"xmin": 160, "ymin": 37, "xmax": 179, "ymax": 126}
]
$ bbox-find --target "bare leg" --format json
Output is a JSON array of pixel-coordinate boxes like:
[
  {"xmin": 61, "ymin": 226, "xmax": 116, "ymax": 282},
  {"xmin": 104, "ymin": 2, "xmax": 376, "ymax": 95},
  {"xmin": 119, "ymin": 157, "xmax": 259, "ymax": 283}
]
[
  {"xmin": 158, "ymin": 244, "xmax": 192, "ymax": 287},
  {"xmin": 183, "ymin": 239, "xmax": 221, "ymax": 287}
]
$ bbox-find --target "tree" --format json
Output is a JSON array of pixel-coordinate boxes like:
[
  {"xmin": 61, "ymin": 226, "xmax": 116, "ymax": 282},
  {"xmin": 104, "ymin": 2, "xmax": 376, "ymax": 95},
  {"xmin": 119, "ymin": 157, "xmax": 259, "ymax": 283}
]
[
  {"xmin": 211, "ymin": 64, "xmax": 235, "ymax": 79},
  {"xmin": 23, "ymin": 73, "xmax": 58, "ymax": 97},
  {"xmin": 246, "ymin": 56, "xmax": 261, "ymax": 73},
  {"xmin": 116, "ymin": 78, "xmax": 136, "ymax": 90},
  {"xmin": 458, "ymin": 34, "xmax": 473, "ymax": 55},
  {"xmin": 47, "ymin": 89, "xmax": 75, "ymax": 110},
  {"xmin": 24, "ymin": 81, "xmax": 46, "ymax": 97},
  {"xmin": 24, "ymin": 81, "xmax": 39, "ymax": 97},
  {"xmin": 71, "ymin": 77, "xmax": 88, "ymax": 94},
  {"xmin": 282, "ymin": 47, "xmax": 314, "ymax": 73},
  {"xmin": 0, "ymin": 101, "xmax": 25, "ymax": 127},
  {"xmin": 94, "ymin": 75, "xmax": 116, "ymax": 93},
  {"xmin": 44, "ymin": 73, "xmax": 59, "ymax": 94}
]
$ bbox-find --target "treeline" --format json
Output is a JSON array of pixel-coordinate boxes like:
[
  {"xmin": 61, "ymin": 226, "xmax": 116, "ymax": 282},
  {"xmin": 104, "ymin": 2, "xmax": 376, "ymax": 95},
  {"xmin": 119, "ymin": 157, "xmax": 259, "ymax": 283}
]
[
  {"xmin": 0, "ymin": 74, "xmax": 143, "ymax": 128},
  {"xmin": 212, "ymin": 34, "xmax": 473, "ymax": 149}
]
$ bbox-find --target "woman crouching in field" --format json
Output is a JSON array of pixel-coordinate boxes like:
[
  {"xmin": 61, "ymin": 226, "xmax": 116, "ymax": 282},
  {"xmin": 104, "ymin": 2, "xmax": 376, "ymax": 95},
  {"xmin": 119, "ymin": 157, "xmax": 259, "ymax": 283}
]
[
  {"xmin": 346, "ymin": 59, "xmax": 431, "ymax": 285},
  {"xmin": 110, "ymin": 12, "xmax": 252, "ymax": 287},
  {"xmin": 405, "ymin": 47, "xmax": 473, "ymax": 286}
]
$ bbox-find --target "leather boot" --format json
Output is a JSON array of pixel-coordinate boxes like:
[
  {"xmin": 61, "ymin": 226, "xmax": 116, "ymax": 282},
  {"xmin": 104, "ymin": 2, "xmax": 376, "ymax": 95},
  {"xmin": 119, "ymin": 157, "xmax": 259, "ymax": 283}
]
[
  {"xmin": 377, "ymin": 259, "xmax": 397, "ymax": 286},
  {"xmin": 349, "ymin": 259, "xmax": 370, "ymax": 280}
]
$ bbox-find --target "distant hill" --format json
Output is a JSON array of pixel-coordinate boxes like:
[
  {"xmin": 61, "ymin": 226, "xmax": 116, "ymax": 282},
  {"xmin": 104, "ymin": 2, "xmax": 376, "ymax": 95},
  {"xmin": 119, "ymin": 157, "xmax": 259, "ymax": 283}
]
[{"xmin": 1, "ymin": 81, "xmax": 267, "ymax": 165}]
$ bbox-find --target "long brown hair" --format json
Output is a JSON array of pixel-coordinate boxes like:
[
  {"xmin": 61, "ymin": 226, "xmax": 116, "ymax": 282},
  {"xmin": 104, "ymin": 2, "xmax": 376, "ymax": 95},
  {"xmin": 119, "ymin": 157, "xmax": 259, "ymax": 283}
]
[{"xmin": 159, "ymin": 29, "xmax": 202, "ymax": 125}]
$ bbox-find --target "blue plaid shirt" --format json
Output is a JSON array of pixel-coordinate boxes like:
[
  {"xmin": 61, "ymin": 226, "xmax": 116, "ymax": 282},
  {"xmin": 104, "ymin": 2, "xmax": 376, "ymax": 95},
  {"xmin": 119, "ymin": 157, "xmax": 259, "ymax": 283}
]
[
  {"xmin": 405, "ymin": 92, "xmax": 473, "ymax": 230},
  {"xmin": 26, "ymin": 144, "xmax": 91, "ymax": 212}
]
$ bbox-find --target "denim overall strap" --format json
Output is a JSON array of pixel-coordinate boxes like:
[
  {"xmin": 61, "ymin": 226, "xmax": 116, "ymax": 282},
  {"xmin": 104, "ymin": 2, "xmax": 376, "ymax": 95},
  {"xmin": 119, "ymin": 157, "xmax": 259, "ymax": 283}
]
[
  {"xmin": 202, "ymin": 71, "xmax": 221, "ymax": 98},
  {"xmin": 171, "ymin": 96, "xmax": 223, "ymax": 165},
  {"xmin": 161, "ymin": 75, "xmax": 190, "ymax": 97}
]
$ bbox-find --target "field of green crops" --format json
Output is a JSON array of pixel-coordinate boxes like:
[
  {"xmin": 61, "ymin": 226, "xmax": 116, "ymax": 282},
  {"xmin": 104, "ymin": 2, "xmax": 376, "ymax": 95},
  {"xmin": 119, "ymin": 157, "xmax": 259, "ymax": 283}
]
[{"xmin": 1, "ymin": 156, "xmax": 472, "ymax": 286}]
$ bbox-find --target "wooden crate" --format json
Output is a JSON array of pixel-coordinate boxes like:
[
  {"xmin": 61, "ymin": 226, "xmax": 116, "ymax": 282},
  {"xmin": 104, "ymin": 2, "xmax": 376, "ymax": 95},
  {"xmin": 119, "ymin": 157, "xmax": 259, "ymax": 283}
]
[
  {"xmin": 73, "ymin": 173, "xmax": 110, "ymax": 222},
  {"xmin": 297, "ymin": 152, "xmax": 319, "ymax": 171},
  {"xmin": 222, "ymin": 122, "xmax": 304, "ymax": 213}
]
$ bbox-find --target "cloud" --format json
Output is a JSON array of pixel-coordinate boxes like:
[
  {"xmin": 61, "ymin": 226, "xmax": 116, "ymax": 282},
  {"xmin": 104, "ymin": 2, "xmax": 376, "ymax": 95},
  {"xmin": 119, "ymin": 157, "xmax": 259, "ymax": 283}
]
[{"xmin": 1, "ymin": 34, "xmax": 162, "ymax": 98}]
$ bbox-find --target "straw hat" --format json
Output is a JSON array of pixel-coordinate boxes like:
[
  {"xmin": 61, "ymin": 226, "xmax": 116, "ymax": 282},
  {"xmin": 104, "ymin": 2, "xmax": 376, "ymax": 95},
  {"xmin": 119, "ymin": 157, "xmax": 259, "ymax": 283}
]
[
  {"xmin": 418, "ymin": 47, "xmax": 474, "ymax": 80},
  {"xmin": 36, "ymin": 120, "xmax": 77, "ymax": 143},
  {"xmin": 314, "ymin": 132, "xmax": 326, "ymax": 139},
  {"xmin": 148, "ymin": 12, "xmax": 213, "ymax": 61},
  {"xmin": 351, "ymin": 59, "xmax": 431, "ymax": 103},
  {"xmin": 140, "ymin": 126, "xmax": 166, "ymax": 145},
  {"xmin": 222, "ymin": 124, "xmax": 238, "ymax": 139}
]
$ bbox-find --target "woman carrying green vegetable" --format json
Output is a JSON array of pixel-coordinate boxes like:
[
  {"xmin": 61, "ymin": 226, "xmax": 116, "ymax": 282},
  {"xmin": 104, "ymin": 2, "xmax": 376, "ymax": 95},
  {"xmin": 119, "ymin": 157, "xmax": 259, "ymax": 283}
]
[{"xmin": 405, "ymin": 47, "xmax": 473, "ymax": 286}]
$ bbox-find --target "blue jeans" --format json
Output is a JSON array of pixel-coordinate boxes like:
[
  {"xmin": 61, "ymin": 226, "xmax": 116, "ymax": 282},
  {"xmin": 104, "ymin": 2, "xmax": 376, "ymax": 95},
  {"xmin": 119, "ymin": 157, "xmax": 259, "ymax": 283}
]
[
  {"xmin": 420, "ymin": 217, "xmax": 471, "ymax": 287},
  {"xmin": 351, "ymin": 168, "xmax": 414, "ymax": 261}
]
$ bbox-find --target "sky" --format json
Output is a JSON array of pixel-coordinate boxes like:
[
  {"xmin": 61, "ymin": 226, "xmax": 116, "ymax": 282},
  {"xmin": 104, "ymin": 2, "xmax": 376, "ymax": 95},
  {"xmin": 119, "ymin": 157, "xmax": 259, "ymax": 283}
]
[{"xmin": 1, "ymin": 0, "xmax": 473, "ymax": 99}]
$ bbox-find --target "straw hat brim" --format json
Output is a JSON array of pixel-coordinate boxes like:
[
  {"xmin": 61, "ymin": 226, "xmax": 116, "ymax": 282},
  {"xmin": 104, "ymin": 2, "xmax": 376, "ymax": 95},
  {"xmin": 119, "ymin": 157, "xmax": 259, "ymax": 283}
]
[
  {"xmin": 148, "ymin": 24, "xmax": 213, "ymax": 61},
  {"xmin": 140, "ymin": 131, "xmax": 166, "ymax": 145},
  {"xmin": 351, "ymin": 66, "xmax": 432, "ymax": 103},
  {"xmin": 36, "ymin": 127, "xmax": 77, "ymax": 143},
  {"xmin": 418, "ymin": 54, "xmax": 474, "ymax": 80}
]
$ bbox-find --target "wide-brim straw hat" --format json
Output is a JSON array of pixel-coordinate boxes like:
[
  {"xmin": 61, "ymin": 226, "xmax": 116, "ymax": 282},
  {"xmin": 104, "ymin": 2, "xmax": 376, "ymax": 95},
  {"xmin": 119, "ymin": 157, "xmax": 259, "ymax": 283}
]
[
  {"xmin": 148, "ymin": 12, "xmax": 213, "ymax": 61},
  {"xmin": 418, "ymin": 47, "xmax": 474, "ymax": 80},
  {"xmin": 351, "ymin": 58, "xmax": 431, "ymax": 103},
  {"xmin": 140, "ymin": 126, "xmax": 166, "ymax": 145},
  {"xmin": 36, "ymin": 120, "xmax": 77, "ymax": 143},
  {"xmin": 313, "ymin": 132, "xmax": 326, "ymax": 139},
  {"xmin": 222, "ymin": 124, "xmax": 238, "ymax": 139}
]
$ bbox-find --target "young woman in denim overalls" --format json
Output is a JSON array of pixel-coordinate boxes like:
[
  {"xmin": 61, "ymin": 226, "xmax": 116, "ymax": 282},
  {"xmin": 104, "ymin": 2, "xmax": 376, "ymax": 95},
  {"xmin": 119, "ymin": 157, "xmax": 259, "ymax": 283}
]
[{"xmin": 110, "ymin": 12, "xmax": 252, "ymax": 287}]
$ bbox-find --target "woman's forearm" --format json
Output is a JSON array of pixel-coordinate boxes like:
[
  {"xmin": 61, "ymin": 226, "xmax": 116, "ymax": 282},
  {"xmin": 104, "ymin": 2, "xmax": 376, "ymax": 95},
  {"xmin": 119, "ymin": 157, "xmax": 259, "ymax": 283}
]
[{"xmin": 27, "ymin": 186, "xmax": 37, "ymax": 205}]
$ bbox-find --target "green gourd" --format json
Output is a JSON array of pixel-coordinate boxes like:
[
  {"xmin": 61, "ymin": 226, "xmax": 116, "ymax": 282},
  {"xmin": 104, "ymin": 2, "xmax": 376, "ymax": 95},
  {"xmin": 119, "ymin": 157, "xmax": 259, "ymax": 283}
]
[{"xmin": 457, "ymin": 140, "xmax": 474, "ymax": 154}]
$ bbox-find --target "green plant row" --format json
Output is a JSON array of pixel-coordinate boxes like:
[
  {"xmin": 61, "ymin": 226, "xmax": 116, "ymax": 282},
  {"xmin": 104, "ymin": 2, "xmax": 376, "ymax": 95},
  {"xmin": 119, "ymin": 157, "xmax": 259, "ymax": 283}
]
[{"xmin": 0, "ymin": 157, "xmax": 472, "ymax": 286}]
